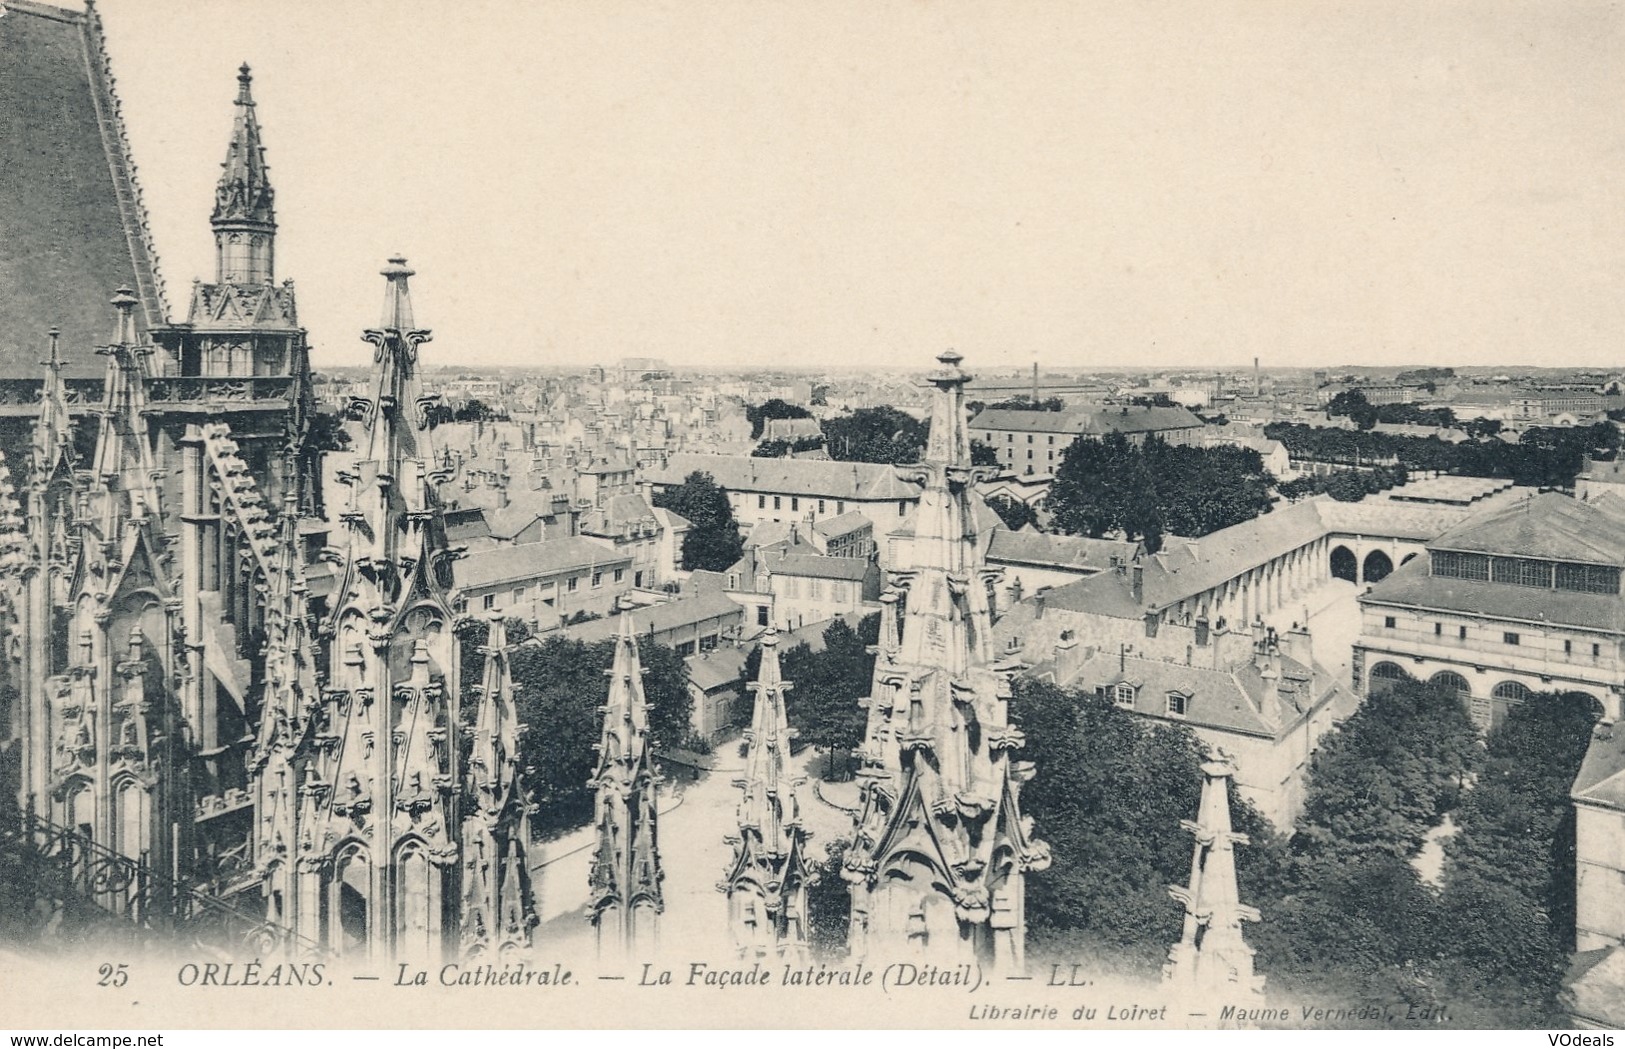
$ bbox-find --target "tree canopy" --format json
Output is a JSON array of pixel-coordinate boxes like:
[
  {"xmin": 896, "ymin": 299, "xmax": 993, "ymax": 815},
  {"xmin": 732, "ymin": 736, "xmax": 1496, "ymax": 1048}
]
[
  {"xmin": 743, "ymin": 614, "xmax": 878, "ymax": 778},
  {"xmin": 746, "ymin": 398, "xmax": 813, "ymax": 440},
  {"xmin": 650, "ymin": 470, "xmax": 745, "ymax": 572},
  {"xmin": 1267, "ymin": 420, "xmax": 1618, "ymax": 488},
  {"xmin": 459, "ymin": 620, "xmax": 693, "ymax": 839},
  {"xmin": 822, "ymin": 407, "xmax": 929, "ymax": 465},
  {"xmin": 1008, "ymin": 676, "xmax": 1279, "ymax": 966},
  {"xmin": 1046, "ymin": 433, "xmax": 1275, "ymax": 553}
]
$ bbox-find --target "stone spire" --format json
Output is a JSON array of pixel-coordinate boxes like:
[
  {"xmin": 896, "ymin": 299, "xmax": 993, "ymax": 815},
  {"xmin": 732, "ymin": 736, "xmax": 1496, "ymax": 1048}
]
[
  {"xmin": 1164, "ymin": 758, "xmax": 1265, "ymax": 1011},
  {"xmin": 461, "ymin": 617, "xmax": 537, "ymax": 957},
  {"xmin": 251, "ymin": 490, "xmax": 317, "ymax": 926},
  {"xmin": 88, "ymin": 288, "xmax": 163, "ymax": 543},
  {"xmin": 588, "ymin": 613, "xmax": 663, "ymax": 958},
  {"xmin": 212, "ymin": 63, "xmax": 276, "ymax": 284},
  {"xmin": 298, "ymin": 259, "xmax": 466, "ymax": 960},
  {"xmin": 32, "ymin": 328, "xmax": 76, "ymax": 476},
  {"xmin": 723, "ymin": 628, "xmax": 811, "ymax": 960},
  {"xmin": 843, "ymin": 350, "xmax": 1049, "ymax": 973}
]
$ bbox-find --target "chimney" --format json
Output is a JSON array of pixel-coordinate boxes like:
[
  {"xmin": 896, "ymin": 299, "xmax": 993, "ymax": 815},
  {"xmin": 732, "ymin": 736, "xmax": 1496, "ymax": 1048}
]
[
  {"xmin": 1251, "ymin": 615, "xmax": 1268, "ymax": 656},
  {"xmin": 1257, "ymin": 651, "xmax": 1282, "ymax": 726},
  {"xmin": 1053, "ymin": 636, "xmax": 1082, "ymax": 684},
  {"xmin": 1283, "ymin": 624, "xmax": 1313, "ymax": 672},
  {"xmin": 1032, "ymin": 361, "xmax": 1039, "ymax": 403},
  {"xmin": 1131, "ymin": 558, "xmax": 1144, "ymax": 604},
  {"xmin": 1034, "ymin": 586, "xmax": 1049, "ymax": 620},
  {"xmin": 1194, "ymin": 612, "xmax": 1210, "ymax": 648}
]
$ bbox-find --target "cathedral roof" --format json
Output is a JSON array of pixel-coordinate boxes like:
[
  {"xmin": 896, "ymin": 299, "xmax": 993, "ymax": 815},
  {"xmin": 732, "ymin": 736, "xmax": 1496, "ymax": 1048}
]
[{"xmin": 0, "ymin": 1, "xmax": 166, "ymax": 377}]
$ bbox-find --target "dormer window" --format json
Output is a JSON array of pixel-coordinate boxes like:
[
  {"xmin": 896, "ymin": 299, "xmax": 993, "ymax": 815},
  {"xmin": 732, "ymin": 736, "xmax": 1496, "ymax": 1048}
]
[
  {"xmin": 1114, "ymin": 683, "xmax": 1135, "ymax": 707},
  {"xmin": 1166, "ymin": 691, "xmax": 1189, "ymax": 717}
]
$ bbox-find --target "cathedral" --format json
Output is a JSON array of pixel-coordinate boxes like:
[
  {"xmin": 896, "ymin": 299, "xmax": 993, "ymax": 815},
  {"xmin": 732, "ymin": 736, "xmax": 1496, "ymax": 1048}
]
[{"xmin": 0, "ymin": 0, "xmax": 533, "ymax": 961}]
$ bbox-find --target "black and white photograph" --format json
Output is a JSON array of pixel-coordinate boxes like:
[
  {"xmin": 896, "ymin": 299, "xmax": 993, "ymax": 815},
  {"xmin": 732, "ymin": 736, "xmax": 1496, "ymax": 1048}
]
[{"xmin": 0, "ymin": 0, "xmax": 1621, "ymax": 1035}]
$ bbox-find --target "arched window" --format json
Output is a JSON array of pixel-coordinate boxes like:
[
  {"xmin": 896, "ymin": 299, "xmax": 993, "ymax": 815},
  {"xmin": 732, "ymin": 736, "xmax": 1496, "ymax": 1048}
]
[
  {"xmin": 1369, "ymin": 661, "xmax": 1408, "ymax": 694},
  {"xmin": 1330, "ymin": 546, "xmax": 1358, "ymax": 583},
  {"xmin": 1363, "ymin": 550, "xmax": 1394, "ymax": 584}
]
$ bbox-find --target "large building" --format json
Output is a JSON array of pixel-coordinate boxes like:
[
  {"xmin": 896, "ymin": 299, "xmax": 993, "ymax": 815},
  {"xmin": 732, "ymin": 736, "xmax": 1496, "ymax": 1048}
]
[
  {"xmin": 971, "ymin": 405, "xmax": 1205, "ymax": 475},
  {"xmin": 645, "ymin": 452, "xmax": 921, "ymax": 533},
  {"xmin": 1354, "ymin": 494, "xmax": 1625, "ymax": 731}
]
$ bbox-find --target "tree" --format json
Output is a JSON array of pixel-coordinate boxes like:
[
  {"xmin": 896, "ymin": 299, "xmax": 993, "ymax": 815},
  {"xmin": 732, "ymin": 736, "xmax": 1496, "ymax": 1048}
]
[
  {"xmin": 970, "ymin": 439, "xmax": 1001, "ymax": 467},
  {"xmin": 1298, "ymin": 677, "xmax": 1480, "ymax": 858},
  {"xmin": 1328, "ymin": 389, "xmax": 1379, "ymax": 430},
  {"xmin": 822, "ymin": 407, "xmax": 929, "ymax": 464},
  {"xmin": 1007, "ymin": 677, "xmax": 1279, "ymax": 968},
  {"xmin": 452, "ymin": 398, "xmax": 503, "ymax": 423},
  {"xmin": 650, "ymin": 470, "xmax": 745, "ymax": 572},
  {"xmin": 790, "ymin": 618, "xmax": 872, "ymax": 777},
  {"xmin": 746, "ymin": 398, "xmax": 813, "ymax": 440},
  {"xmin": 459, "ymin": 621, "xmax": 692, "ymax": 839},
  {"xmin": 753, "ymin": 436, "xmax": 824, "ymax": 459},
  {"xmin": 742, "ymin": 614, "xmax": 878, "ymax": 779},
  {"xmin": 989, "ymin": 496, "xmax": 1039, "ymax": 531},
  {"xmin": 1434, "ymin": 692, "xmax": 1597, "ymax": 994},
  {"xmin": 1047, "ymin": 434, "xmax": 1275, "ymax": 552}
]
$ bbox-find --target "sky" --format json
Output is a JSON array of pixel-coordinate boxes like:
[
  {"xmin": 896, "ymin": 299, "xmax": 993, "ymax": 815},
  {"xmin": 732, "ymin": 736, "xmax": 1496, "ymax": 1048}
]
[{"xmin": 93, "ymin": 0, "xmax": 1625, "ymax": 374}]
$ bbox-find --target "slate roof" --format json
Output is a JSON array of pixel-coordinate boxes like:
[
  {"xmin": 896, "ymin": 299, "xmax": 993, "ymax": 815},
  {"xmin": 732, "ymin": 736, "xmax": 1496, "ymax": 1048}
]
[
  {"xmin": 814, "ymin": 510, "xmax": 872, "ymax": 539},
  {"xmin": 453, "ymin": 537, "xmax": 631, "ymax": 590},
  {"xmin": 685, "ymin": 646, "xmax": 748, "ymax": 692},
  {"xmin": 971, "ymin": 405, "xmax": 1203, "ymax": 436},
  {"xmin": 769, "ymin": 553, "xmax": 874, "ymax": 582},
  {"xmin": 0, "ymin": 1, "xmax": 166, "ymax": 377},
  {"xmin": 987, "ymin": 527, "xmax": 1138, "ymax": 572},
  {"xmin": 1428, "ymin": 492, "xmax": 1625, "ymax": 566},
  {"xmin": 1572, "ymin": 724, "xmax": 1625, "ymax": 811},
  {"xmin": 1361, "ymin": 556, "xmax": 1625, "ymax": 634},
  {"xmin": 646, "ymin": 453, "xmax": 919, "ymax": 502},
  {"xmin": 1068, "ymin": 649, "xmax": 1345, "ymax": 740},
  {"xmin": 564, "ymin": 591, "xmax": 742, "ymax": 644},
  {"xmin": 761, "ymin": 417, "xmax": 822, "ymax": 441}
]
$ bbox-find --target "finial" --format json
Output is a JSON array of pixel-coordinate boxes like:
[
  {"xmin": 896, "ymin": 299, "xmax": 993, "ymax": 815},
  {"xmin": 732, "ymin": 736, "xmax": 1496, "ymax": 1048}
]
[
  {"xmin": 937, "ymin": 348, "xmax": 964, "ymax": 368},
  {"xmin": 110, "ymin": 286, "xmax": 138, "ymax": 346},
  {"xmin": 237, "ymin": 62, "xmax": 254, "ymax": 99},
  {"xmin": 378, "ymin": 256, "xmax": 416, "ymax": 330},
  {"xmin": 41, "ymin": 328, "xmax": 64, "ymax": 372}
]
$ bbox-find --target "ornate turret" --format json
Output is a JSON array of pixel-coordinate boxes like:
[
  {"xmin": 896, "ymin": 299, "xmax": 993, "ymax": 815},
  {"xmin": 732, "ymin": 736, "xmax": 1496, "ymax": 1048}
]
[
  {"xmin": 295, "ymin": 258, "xmax": 473, "ymax": 960},
  {"xmin": 251, "ymin": 490, "xmax": 317, "ymax": 928},
  {"xmin": 212, "ymin": 64, "xmax": 276, "ymax": 284},
  {"xmin": 722, "ymin": 629, "xmax": 811, "ymax": 960},
  {"xmin": 460, "ymin": 617, "xmax": 537, "ymax": 957},
  {"xmin": 843, "ymin": 350, "xmax": 1049, "ymax": 973},
  {"xmin": 89, "ymin": 288, "xmax": 163, "ymax": 540},
  {"xmin": 588, "ymin": 613, "xmax": 663, "ymax": 958},
  {"xmin": 32, "ymin": 328, "xmax": 77, "ymax": 480},
  {"xmin": 1164, "ymin": 758, "xmax": 1265, "ymax": 1014}
]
